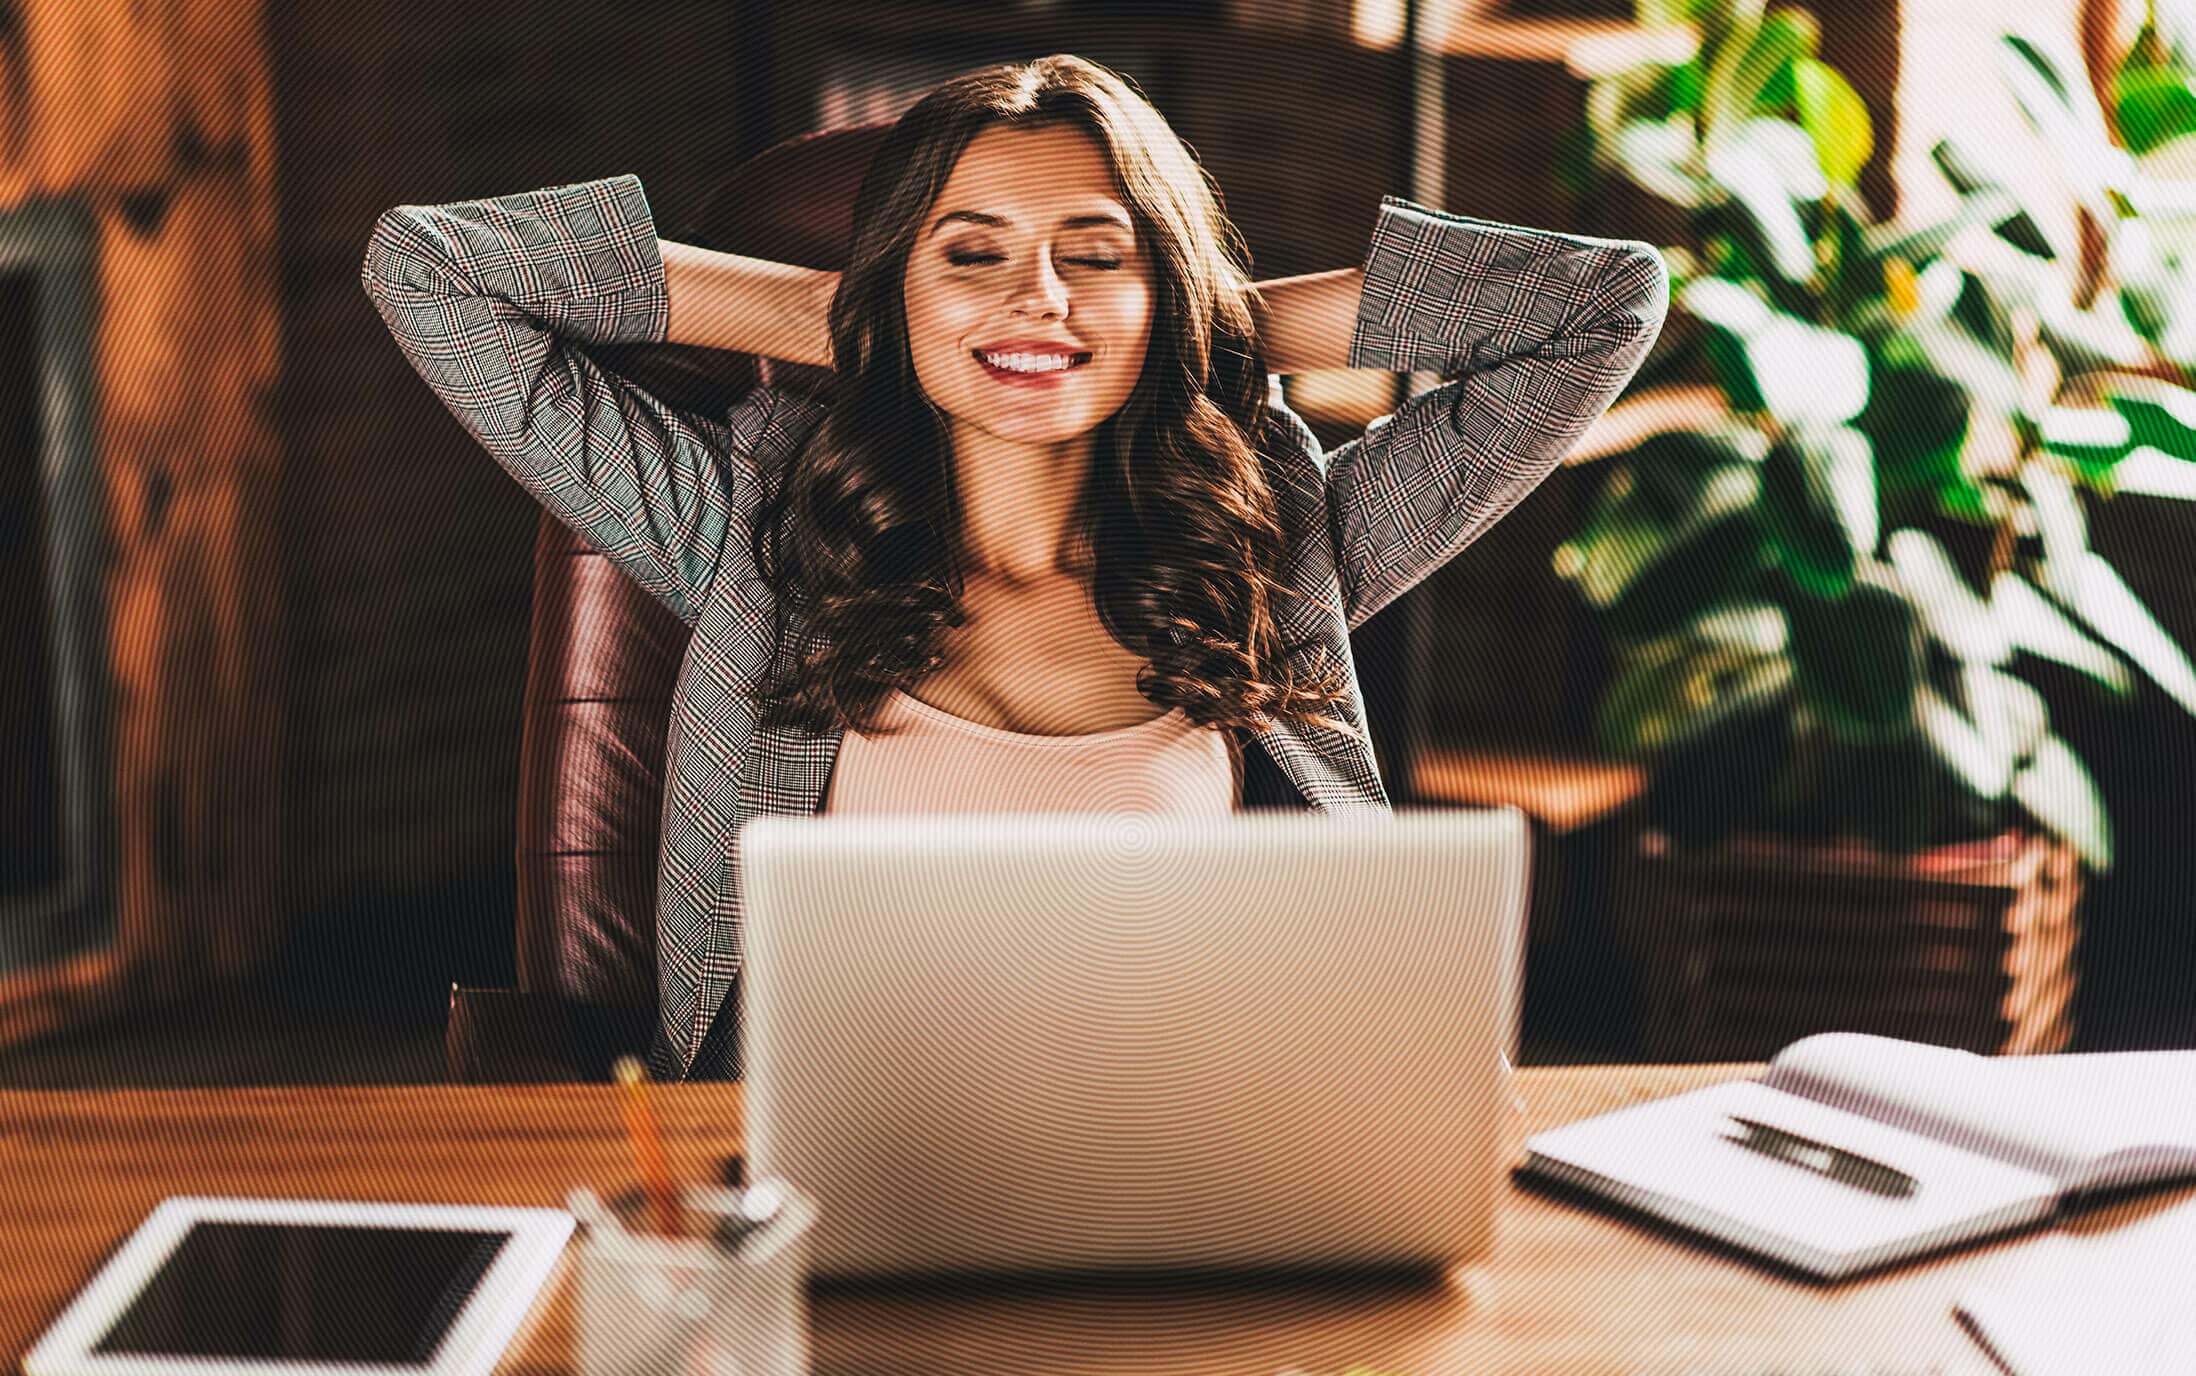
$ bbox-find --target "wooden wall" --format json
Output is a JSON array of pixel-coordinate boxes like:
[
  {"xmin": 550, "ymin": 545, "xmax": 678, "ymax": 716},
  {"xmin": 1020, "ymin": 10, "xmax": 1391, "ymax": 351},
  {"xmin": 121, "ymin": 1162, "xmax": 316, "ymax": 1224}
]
[{"xmin": 0, "ymin": 0, "xmax": 284, "ymax": 1046}]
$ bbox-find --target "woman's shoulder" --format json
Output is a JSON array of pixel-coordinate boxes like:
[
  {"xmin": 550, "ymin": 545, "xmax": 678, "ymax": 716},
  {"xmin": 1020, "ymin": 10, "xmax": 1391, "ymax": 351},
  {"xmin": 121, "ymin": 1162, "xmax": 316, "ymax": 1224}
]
[
  {"xmin": 736, "ymin": 379, "xmax": 833, "ymax": 430},
  {"xmin": 727, "ymin": 380, "xmax": 833, "ymax": 466}
]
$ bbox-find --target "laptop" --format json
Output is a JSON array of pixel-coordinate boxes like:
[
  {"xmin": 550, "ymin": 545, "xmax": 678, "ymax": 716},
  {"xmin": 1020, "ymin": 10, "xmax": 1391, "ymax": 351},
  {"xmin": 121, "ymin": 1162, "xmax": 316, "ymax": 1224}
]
[{"xmin": 737, "ymin": 808, "xmax": 1529, "ymax": 1281}]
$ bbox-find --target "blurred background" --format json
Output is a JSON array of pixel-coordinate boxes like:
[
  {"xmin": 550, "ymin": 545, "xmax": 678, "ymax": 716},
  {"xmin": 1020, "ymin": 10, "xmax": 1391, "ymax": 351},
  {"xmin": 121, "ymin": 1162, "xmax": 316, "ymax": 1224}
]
[{"xmin": 4, "ymin": 0, "xmax": 2195, "ymax": 1087}]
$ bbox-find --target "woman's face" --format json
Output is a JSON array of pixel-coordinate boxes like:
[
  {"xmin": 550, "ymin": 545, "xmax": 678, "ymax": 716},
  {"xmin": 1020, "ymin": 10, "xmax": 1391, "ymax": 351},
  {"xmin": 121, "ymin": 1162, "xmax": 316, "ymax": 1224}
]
[{"xmin": 902, "ymin": 123, "xmax": 1154, "ymax": 455}]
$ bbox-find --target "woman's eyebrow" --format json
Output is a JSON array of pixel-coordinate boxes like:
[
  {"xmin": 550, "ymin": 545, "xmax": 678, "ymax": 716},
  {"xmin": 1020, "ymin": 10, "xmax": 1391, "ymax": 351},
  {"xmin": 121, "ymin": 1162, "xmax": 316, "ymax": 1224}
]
[{"xmin": 927, "ymin": 209, "xmax": 1132, "ymax": 238}]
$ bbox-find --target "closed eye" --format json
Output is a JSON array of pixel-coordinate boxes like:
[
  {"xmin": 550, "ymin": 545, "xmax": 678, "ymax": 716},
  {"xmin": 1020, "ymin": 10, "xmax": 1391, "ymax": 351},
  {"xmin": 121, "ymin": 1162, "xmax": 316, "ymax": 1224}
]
[{"xmin": 946, "ymin": 252, "xmax": 1121, "ymax": 270}]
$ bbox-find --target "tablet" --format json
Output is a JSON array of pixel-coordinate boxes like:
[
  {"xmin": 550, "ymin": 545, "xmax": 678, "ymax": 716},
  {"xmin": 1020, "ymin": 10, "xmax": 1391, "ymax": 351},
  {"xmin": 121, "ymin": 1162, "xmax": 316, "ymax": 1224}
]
[{"xmin": 24, "ymin": 1196, "xmax": 576, "ymax": 1376}]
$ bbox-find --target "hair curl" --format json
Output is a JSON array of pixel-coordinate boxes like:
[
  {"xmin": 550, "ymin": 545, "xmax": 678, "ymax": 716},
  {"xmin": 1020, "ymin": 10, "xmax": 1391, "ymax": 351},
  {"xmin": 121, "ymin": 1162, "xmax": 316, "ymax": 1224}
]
[{"xmin": 750, "ymin": 53, "xmax": 1356, "ymax": 741}]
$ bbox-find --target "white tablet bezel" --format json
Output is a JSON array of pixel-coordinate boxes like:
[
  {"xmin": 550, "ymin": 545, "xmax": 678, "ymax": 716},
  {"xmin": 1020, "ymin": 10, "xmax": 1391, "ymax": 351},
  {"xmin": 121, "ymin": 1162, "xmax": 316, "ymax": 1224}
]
[{"xmin": 25, "ymin": 1195, "xmax": 576, "ymax": 1376}]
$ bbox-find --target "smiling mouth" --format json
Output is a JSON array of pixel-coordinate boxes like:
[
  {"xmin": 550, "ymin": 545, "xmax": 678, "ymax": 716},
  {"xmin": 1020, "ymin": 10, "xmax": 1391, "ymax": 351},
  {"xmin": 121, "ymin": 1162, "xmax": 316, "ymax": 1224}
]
[{"xmin": 972, "ymin": 349, "xmax": 1092, "ymax": 375}]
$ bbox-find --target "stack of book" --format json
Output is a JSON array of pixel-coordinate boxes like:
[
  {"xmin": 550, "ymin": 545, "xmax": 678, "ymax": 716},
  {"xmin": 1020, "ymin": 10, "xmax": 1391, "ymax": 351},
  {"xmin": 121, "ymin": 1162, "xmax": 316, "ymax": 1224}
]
[{"xmin": 1621, "ymin": 828, "xmax": 2081, "ymax": 1061}]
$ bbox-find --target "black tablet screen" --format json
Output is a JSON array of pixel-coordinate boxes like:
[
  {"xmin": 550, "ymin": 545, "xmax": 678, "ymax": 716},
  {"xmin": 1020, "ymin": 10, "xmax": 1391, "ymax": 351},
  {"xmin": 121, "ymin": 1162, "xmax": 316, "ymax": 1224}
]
[{"xmin": 90, "ymin": 1222, "xmax": 510, "ymax": 1364}]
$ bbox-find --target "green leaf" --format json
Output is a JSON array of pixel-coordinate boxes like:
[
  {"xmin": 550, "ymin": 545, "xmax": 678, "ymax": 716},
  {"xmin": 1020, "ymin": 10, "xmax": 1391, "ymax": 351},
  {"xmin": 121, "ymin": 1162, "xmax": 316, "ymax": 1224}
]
[
  {"xmin": 1606, "ymin": 510, "xmax": 1770, "ymax": 639},
  {"xmin": 1996, "ymin": 30, "xmax": 2129, "ymax": 224},
  {"xmin": 1626, "ymin": 429, "xmax": 1763, "ymax": 522},
  {"xmin": 1638, "ymin": 0, "xmax": 1730, "ymax": 30},
  {"xmin": 2113, "ymin": 65, "xmax": 2196, "ymax": 154},
  {"xmin": 1991, "ymin": 211, "xmax": 2061, "ymax": 261},
  {"xmin": 2020, "ymin": 460, "xmax": 2090, "ymax": 605},
  {"xmin": 1704, "ymin": 121, "xmax": 1828, "ymax": 282},
  {"xmin": 2003, "ymin": 31, "xmax": 2076, "ymax": 105},
  {"xmin": 2010, "ymin": 734, "xmax": 2113, "ymax": 871},
  {"xmin": 2109, "ymin": 217, "xmax": 2191, "ymax": 354},
  {"xmin": 1703, "ymin": 327, "xmax": 1767, "ymax": 413},
  {"xmin": 1560, "ymin": 440, "xmax": 1760, "ymax": 608},
  {"xmin": 1918, "ymin": 685, "xmax": 2015, "ymax": 797},
  {"xmin": 1951, "ymin": 269, "xmax": 2019, "ymax": 354},
  {"xmin": 1930, "ymin": 136, "xmax": 1994, "ymax": 195},
  {"xmin": 1760, "ymin": 427, "xmax": 1876, "ymax": 596},
  {"xmin": 1701, "ymin": 9, "xmax": 1817, "ymax": 153},
  {"xmin": 1746, "ymin": 315, "xmax": 1871, "ymax": 425},
  {"xmin": 1781, "ymin": 577, "xmax": 1921, "ymax": 741},
  {"xmin": 1668, "ymin": 58, "xmax": 1705, "ymax": 116},
  {"xmin": 1885, "ymin": 528, "xmax": 2010, "ymax": 663},
  {"xmin": 1586, "ymin": 66, "xmax": 1654, "ymax": 146},
  {"xmin": 1991, "ymin": 570, "xmax": 2135, "ymax": 694},
  {"xmin": 1612, "ymin": 116, "xmax": 1716, "ymax": 208},
  {"xmin": 1822, "ymin": 198, "xmax": 1878, "ymax": 316},
  {"xmin": 2040, "ymin": 404, "xmax": 2138, "ymax": 482},
  {"xmin": 2063, "ymin": 550, "xmax": 2196, "ymax": 717},
  {"xmin": 1698, "ymin": 0, "xmax": 1767, "ymax": 52},
  {"xmin": 1936, "ymin": 479, "xmax": 1993, "ymax": 522},
  {"xmin": 1792, "ymin": 57, "xmax": 1873, "ymax": 188},
  {"xmin": 1926, "ymin": 135, "xmax": 2074, "ymax": 261},
  {"xmin": 2102, "ymin": 377, "xmax": 2196, "ymax": 461},
  {"xmin": 1596, "ymin": 636, "xmax": 1791, "ymax": 755},
  {"xmin": 1855, "ymin": 361, "xmax": 1971, "ymax": 511}
]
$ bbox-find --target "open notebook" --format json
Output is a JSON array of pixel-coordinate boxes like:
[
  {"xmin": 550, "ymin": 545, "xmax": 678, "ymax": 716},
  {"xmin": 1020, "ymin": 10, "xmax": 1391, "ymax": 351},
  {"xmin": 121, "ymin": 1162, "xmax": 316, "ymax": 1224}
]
[{"xmin": 1519, "ymin": 1033, "xmax": 2196, "ymax": 1279}]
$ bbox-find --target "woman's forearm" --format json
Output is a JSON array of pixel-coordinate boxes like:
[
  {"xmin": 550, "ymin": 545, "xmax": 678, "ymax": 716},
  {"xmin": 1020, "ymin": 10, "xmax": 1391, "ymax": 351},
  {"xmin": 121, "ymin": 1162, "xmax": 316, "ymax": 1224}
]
[
  {"xmin": 661, "ymin": 239, "xmax": 838, "ymax": 368},
  {"xmin": 1249, "ymin": 268, "xmax": 1364, "ymax": 376}
]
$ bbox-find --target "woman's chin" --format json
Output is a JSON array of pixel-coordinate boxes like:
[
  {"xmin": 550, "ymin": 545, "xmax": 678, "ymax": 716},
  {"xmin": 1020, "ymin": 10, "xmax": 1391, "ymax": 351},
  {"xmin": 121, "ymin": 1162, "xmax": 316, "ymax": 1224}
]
[{"xmin": 963, "ymin": 410, "xmax": 1106, "ymax": 444}]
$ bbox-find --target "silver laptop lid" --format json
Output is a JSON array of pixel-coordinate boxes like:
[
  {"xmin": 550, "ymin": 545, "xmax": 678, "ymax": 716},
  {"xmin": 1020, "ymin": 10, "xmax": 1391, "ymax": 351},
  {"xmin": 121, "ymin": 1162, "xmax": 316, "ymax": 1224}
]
[{"xmin": 739, "ymin": 808, "xmax": 1529, "ymax": 1280}]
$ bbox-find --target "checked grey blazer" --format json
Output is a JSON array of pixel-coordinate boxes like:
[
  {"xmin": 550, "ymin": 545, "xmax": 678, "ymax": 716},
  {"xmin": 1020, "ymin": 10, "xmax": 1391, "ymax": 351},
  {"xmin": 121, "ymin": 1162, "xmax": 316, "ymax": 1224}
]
[{"xmin": 360, "ymin": 173, "xmax": 1667, "ymax": 1081}]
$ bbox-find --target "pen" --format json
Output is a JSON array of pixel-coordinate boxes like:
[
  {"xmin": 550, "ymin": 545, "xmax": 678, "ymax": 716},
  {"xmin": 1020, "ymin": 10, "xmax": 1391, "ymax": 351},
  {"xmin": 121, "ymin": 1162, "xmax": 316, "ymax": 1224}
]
[
  {"xmin": 614, "ymin": 1055, "xmax": 687, "ymax": 1236},
  {"xmin": 1722, "ymin": 1115, "xmax": 1919, "ymax": 1199}
]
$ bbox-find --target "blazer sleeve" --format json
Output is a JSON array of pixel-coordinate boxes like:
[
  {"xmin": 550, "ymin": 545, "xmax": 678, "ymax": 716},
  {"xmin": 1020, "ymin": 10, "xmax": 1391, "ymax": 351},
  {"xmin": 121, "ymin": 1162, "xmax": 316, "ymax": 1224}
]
[
  {"xmin": 1326, "ymin": 195, "xmax": 1669, "ymax": 632},
  {"xmin": 359, "ymin": 172, "xmax": 779, "ymax": 628}
]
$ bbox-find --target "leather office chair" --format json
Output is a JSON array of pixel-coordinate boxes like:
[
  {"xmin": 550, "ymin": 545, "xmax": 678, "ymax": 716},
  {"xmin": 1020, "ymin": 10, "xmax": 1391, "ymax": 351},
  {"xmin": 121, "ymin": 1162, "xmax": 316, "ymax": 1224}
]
[{"xmin": 447, "ymin": 122, "xmax": 894, "ymax": 1083}]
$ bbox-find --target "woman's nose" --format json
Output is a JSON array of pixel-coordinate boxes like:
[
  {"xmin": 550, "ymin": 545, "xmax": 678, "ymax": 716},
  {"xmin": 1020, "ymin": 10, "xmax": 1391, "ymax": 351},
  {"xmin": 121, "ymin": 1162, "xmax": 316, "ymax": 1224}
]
[{"xmin": 1005, "ymin": 254, "xmax": 1070, "ymax": 317}]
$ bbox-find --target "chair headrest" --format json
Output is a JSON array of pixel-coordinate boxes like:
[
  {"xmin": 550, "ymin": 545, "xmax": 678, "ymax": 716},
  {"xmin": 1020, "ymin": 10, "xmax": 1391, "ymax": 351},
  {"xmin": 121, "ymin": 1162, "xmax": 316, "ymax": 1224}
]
[
  {"xmin": 592, "ymin": 119, "xmax": 896, "ymax": 416},
  {"xmin": 674, "ymin": 122, "xmax": 897, "ymax": 271}
]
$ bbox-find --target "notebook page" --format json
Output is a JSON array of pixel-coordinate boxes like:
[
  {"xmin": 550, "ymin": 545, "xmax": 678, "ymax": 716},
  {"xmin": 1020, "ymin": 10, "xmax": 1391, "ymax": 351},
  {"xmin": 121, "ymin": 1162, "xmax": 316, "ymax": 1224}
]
[
  {"xmin": 1524, "ymin": 1079, "xmax": 2057, "ymax": 1278},
  {"xmin": 1994, "ymin": 1051, "xmax": 2196, "ymax": 1193},
  {"xmin": 1958, "ymin": 1199, "xmax": 2196, "ymax": 1376},
  {"xmin": 1764, "ymin": 1034, "xmax": 2115, "ymax": 1182}
]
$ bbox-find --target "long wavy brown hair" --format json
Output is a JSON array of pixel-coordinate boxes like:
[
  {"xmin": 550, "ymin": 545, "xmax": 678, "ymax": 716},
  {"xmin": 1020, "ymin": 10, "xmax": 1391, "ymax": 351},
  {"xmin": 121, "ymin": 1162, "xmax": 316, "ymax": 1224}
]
[{"xmin": 750, "ymin": 53, "xmax": 1356, "ymax": 740}]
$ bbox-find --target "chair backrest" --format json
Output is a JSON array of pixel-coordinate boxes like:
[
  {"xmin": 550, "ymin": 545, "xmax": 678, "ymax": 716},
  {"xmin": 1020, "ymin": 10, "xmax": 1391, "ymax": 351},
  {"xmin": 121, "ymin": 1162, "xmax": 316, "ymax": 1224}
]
[{"xmin": 514, "ymin": 123, "xmax": 892, "ymax": 1009}]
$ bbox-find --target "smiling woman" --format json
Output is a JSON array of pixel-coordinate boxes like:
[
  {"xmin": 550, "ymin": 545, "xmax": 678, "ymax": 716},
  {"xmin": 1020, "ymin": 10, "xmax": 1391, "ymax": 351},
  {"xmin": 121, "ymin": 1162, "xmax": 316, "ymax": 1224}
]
[{"xmin": 749, "ymin": 56, "xmax": 1380, "ymax": 748}]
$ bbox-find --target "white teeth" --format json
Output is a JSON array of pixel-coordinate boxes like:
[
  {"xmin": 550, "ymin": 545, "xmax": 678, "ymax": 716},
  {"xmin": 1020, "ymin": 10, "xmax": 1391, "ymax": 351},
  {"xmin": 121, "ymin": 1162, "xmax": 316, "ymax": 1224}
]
[{"xmin": 980, "ymin": 350, "xmax": 1080, "ymax": 373}]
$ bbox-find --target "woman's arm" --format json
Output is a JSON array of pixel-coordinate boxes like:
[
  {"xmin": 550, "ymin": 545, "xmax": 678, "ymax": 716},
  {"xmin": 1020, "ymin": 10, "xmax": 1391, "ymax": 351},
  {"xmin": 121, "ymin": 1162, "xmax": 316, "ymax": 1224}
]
[
  {"xmin": 661, "ymin": 240, "xmax": 838, "ymax": 368},
  {"xmin": 361, "ymin": 174, "xmax": 797, "ymax": 627},
  {"xmin": 1321, "ymin": 196, "xmax": 1669, "ymax": 632},
  {"xmin": 1248, "ymin": 268, "xmax": 1364, "ymax": 376}
]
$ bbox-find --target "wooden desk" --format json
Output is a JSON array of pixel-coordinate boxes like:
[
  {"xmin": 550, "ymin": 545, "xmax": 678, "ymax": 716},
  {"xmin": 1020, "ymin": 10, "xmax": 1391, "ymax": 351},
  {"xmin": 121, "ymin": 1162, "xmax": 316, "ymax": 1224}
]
[{"xmin": 7, "ymin": 1066, "xmax": 2187, "ymax": 1374}]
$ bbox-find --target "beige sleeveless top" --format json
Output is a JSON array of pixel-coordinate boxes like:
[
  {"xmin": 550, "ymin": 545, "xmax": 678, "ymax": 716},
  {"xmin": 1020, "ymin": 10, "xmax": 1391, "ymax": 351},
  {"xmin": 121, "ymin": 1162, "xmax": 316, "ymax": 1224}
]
[{"xmin": 822, "ymin": 688, "xmax": 1242, "ymax": 815}]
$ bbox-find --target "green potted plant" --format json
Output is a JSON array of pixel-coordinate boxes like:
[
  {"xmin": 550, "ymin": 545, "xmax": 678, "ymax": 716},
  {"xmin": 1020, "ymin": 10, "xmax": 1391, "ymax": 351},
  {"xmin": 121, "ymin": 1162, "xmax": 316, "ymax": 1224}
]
[{"xmin": 1554, "ymin": 0, "xmax": 2196, "ymax": 1057}]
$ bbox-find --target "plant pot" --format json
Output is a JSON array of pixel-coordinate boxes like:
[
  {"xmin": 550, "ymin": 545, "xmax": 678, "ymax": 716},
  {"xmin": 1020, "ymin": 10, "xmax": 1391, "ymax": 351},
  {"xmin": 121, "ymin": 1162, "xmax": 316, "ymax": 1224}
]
[{"xmin": 1614, "ymin": 826, "xmax": 2083, "ymax": 1062}]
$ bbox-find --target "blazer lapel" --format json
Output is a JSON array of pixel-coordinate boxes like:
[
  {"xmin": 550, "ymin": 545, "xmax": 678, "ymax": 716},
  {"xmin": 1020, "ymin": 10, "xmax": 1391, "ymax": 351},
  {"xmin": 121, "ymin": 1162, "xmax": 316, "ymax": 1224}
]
[{"xmin": 1245, "ymin": 567, "xmax": 1392, "ymax": 814}]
